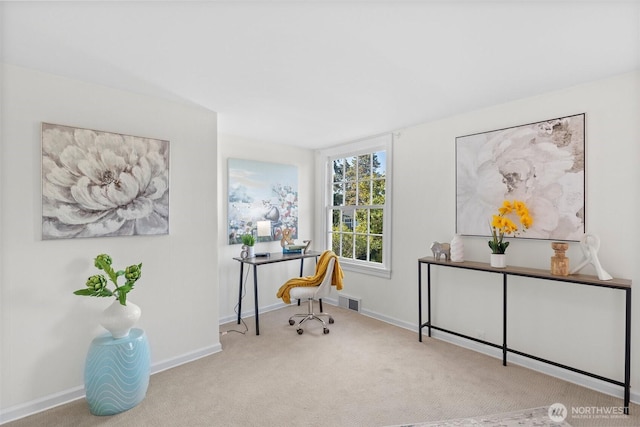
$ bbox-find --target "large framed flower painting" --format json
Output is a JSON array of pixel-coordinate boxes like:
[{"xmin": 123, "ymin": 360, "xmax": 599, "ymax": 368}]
[
  {"xmin": 456, "ymin": 113, "xmax": 585, "ymax": 241},
  {"xmin": 41, "ymin": 123, "xmax": 170, "ymax": 240}
]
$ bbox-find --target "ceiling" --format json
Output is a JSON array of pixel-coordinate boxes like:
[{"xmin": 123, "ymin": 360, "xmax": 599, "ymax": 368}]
[{"xmin": 2, "ymin": 1, "xmax": 639, "ymax": 149}]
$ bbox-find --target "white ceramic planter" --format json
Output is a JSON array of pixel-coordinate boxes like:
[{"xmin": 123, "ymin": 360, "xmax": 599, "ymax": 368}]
[{"xmin": 490, "ymin": 253, "xmax": 506, "ymax": 268}]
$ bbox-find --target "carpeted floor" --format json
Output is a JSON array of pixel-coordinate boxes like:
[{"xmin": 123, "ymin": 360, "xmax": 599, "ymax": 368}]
[{"xmin": 4, "ymin": 304, "xmax": 638, "ymax": 426}]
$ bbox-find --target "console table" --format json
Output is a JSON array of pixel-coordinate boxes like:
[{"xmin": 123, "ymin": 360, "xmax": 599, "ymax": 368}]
[
  {"xmin": 233, "ymin": 250, "xmax": 321, "ymax": 335},
  {"xmin": 418, "ymin": 257, "xmax": 632, "ymax": 414}
]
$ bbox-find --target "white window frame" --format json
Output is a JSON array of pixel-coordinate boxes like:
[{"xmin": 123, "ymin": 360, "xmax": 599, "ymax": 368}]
[{"xmin": 318, "ymin": 133, "xmax": 392, "ymax": 278}]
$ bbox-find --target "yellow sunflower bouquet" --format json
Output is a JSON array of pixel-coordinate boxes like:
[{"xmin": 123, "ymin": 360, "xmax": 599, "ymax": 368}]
[{"xmin": 489, "ymin": 200, "xmax": 533, "ymax": 254}]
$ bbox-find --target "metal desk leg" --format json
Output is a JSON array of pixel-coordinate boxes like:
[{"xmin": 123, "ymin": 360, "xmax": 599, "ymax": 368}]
[
  {"xmin": 624, "ymin": 288, "xmax": 631, "ymax": 414},
  {"xmin": 297, "ymin": 258, "xmax": 304, "ymax": 307},
  {"xmin": 253, "ymin": 265, "xmax": 260, "ymax": 335},
  {"xmin": 237, "ymin": 262, "xmax": 244, "ymax": 325}
]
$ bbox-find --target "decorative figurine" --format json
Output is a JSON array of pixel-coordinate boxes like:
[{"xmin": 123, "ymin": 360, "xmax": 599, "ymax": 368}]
[
  {"xmin": 280, "ymin": 228, "xmax": 306, "ymax": 254},
  {"xmin": 550, "ymin": 242, "xmax": 569, "ymax": 276},
  {"xmin": 570, "ymin": 234, "xmax": 612, "ymax": 281},
  {"xmin": 280, "ymin": 228, "xmax": 295, "ymax": 247},
  {"xmin": 430, "ymin": 241, "xmax": 451, "ymax": 261}
]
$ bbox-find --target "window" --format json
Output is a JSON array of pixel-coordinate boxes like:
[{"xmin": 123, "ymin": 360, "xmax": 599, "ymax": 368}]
[{"xmin": 321, "ymin": 134, "xmax": 392, "ymax": 278}]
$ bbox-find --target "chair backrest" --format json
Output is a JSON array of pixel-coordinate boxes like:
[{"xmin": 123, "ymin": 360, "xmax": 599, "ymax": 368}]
[{"xmin": 313, "ymin": 257, "xmax": 336, "ymax": 299}]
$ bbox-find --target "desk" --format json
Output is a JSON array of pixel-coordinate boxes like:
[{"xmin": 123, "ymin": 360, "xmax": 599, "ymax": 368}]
[
  {"xmin": 418, "ymin": 257, "xmax": 632, "ymax": 414},
  {"xmin": 233, "ymin": 251, "xmax": 321, "ymax": 335}
]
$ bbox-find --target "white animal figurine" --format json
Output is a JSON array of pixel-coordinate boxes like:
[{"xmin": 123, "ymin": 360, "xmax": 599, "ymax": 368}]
[
  {"xmin": 430, "ymin": 241, "xmax": 451, "ymax": 261},
  {"xmin": 569, "ymin": 234, "xmax": 612, "ymax": 281}
]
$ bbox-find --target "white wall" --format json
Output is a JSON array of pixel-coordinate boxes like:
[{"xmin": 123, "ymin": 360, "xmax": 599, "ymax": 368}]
[
  {"xmin": 0, "ymin": 64, "xmax": 220, "ymax": 422},
  {"xmin": 217, "ymin": 134, "xmax": 316, "ymax": 325},
  {"xmin": 318, "ymin": 72, "xmax": 640, "ymax": 398}
]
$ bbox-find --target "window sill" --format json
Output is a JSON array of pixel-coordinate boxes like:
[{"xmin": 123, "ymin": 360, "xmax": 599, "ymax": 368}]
[{"xmin": 339, "ymin": 260, "xmax": 391, "ymax": 279}]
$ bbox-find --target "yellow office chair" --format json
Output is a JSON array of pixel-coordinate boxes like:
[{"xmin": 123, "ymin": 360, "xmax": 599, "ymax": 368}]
[{"xmin": 277, "ymin": 250, "xmax": 343, "ymax": 335}]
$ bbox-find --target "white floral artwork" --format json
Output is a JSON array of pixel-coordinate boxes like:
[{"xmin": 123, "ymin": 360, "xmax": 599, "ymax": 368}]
[
  {"xmin": 456, "ymin": 114, "xmax": 585, "ymax": 241},
  {"xmin": 41, "ymin": 123, "xmax": 170, "ymax": 239}
]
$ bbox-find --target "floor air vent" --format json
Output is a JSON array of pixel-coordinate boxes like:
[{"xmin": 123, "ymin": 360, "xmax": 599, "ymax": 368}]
[{"xmin": 338, "ymin": 295, "xmax": 361, "ymax": 312}]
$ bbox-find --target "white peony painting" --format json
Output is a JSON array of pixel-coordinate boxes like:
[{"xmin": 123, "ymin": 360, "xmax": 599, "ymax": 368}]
[
  {"xmin": 41, "ymin": 123, "xmax": 170, "ymax": 240},
  {"xmin": 456, "ymin": 114, "xmax": 585, "ymax": 241}
]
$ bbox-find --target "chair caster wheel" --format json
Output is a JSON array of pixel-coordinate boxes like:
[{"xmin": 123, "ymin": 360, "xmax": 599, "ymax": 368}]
[
  {"xmin": 323, "ymin": 328, "xmax": 330, "ymax": 334},
  {"xmin": 328, "ymin": 317, "xmax": 334, "ymax": 324},
  {"xmin": 289, "ymin": 319, "xmax": 295, "ymax": 325},
  {"xmin": 297, "ymin": 329, "xmax": 303, "ymax": 335}
]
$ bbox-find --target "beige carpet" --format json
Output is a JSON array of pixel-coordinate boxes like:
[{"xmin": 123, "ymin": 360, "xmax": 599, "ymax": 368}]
[{"xmin": 5, "ymin": 304, "xmax": 638, "ymax": 426}]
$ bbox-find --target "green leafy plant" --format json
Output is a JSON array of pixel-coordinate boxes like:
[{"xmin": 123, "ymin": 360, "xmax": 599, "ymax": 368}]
[
  {"xmin": 73, "ymin": 254, "xmax": 142, "ymax": 306},
  {"xmin": 241, "ymin": 234, "xmax": 255, "ymax": 246}
]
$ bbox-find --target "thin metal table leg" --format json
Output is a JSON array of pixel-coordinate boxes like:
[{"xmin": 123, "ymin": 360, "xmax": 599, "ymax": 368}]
[
  {"xmin": 418, "ymin": 261, "xmax": 422, "ymax": 342},
  {"xmin": 624, "ymin": 288, "xmax": 631, "ymax": 414},
  {"xmin": 237, "ymin": 262, "xmax": 244, "ymax": 324},
  {"xmin": 253, "ymin": 265, "xmax": 259, "ymax": 335},
  {"xmin": 503, "ymin": 273, "xmax": 507, "ymax": 366},
  {"xmin": 298, "ymin": 258, "xmax": 305, "ymax": 307},
  {"xmin": 427, "ymin": 264, "xmax": 432, "ymax": 338}
]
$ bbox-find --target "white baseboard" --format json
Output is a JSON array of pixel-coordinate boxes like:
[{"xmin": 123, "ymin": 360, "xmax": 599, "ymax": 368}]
[
  {"xmin": 218, "ymin": 301, "xmax": 288, "ymax": 325},
  {"xmin": 151, "ymin": 343, "xmax": 221, "ymax": 375},
  {"xmin": 0, "ymin": 386, "xmax": 86, "ymax": 426},
  {"xmin": 0, "ymin": 344, "xmax": 222, "ymax": 425}
]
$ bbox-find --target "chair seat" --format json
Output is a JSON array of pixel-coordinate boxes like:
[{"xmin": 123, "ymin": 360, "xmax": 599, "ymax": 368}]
[
  {"xmin": 286, "ymin": 255, "xmax": 337, "ymax": 335},
  {"xmin": 289, "ymin": 286, "xmax": 318, "ymax": 300}
]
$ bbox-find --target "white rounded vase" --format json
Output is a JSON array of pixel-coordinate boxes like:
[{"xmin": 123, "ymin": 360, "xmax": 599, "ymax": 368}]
[
  {"xmin": 100, "ymin": 299, "xmax": 141, "ymax": 339},
  {"xmin": 490, "ymin": 254, "xmax": 507, "ymax": 268},
  {"xmin": 450, "ymin": 234, "xmax": 464, "ymax": 262}
]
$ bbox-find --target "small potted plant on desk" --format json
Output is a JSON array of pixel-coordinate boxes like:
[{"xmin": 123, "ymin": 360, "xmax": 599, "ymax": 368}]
[{"xmin": 241, "ymin": 234, "xmax": 256, "ymax": 258}]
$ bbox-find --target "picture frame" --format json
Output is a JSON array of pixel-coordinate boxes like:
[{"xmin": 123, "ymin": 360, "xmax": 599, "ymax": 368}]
[
  {"xmin": 42, "ymin": 123, "xmax": 170, "ymax": 239},
  {"xmin": 227, "ymin": 158, "xmax": 298, "ymax": 245},
  {"xmin": 456, "ymin": 113, "xmax": 585, "ymax": 241}
]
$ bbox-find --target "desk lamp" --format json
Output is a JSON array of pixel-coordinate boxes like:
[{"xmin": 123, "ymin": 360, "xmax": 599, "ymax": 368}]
[
  {"xmin": 255, "ymin": 221, "xmax": 272, "ymax": 257},
  {"xmin": 257, "ymin": 220, "xmax": 271, "ymax": 240}
]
